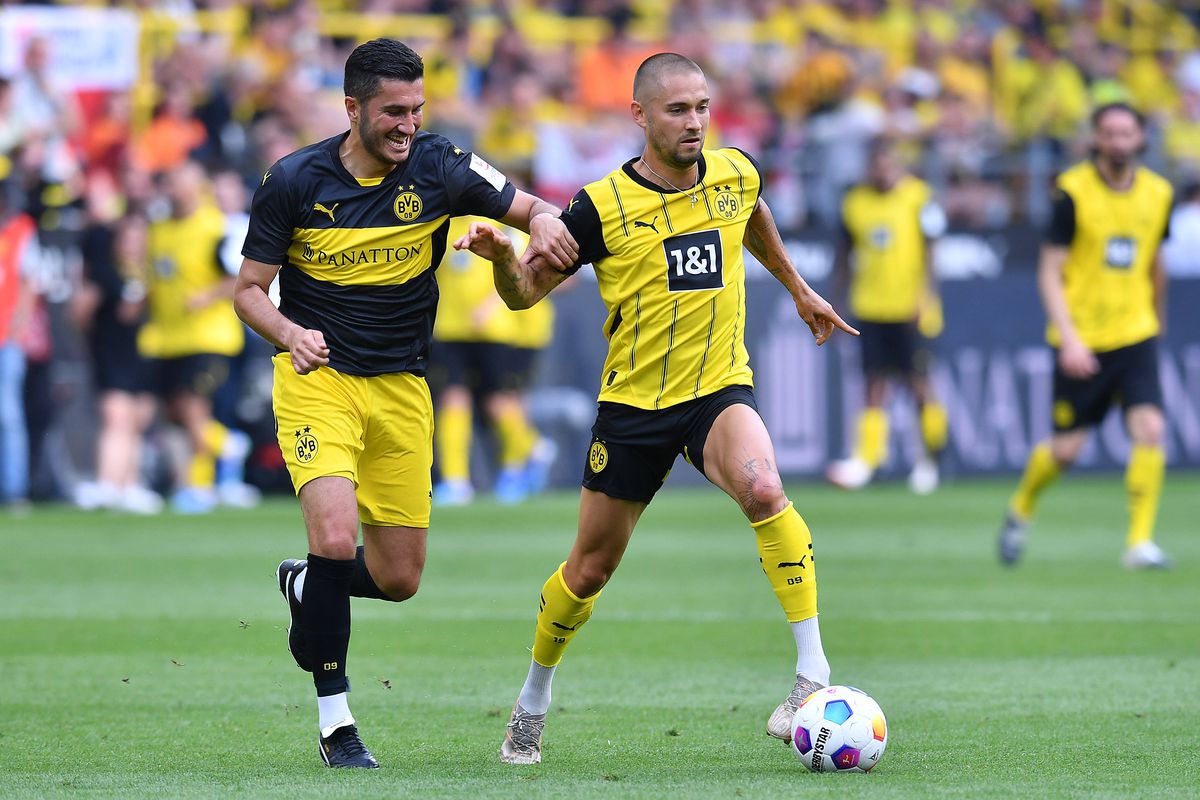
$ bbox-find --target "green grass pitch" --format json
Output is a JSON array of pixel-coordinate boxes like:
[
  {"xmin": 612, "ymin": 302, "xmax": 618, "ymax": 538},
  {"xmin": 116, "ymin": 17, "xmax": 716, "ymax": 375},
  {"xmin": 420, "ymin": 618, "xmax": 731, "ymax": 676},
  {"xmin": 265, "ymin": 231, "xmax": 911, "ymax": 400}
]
[{"xmin": 3, "ymin": 476, "xmax": 1198, "ymax": 799}]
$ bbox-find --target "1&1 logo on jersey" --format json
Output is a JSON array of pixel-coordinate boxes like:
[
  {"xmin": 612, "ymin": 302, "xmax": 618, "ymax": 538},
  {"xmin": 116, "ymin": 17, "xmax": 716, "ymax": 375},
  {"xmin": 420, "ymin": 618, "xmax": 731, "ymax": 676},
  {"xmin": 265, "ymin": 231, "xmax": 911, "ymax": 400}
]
[{"xmin": 663, "ymin": 229, "xmax": 724, "ymax": 292}]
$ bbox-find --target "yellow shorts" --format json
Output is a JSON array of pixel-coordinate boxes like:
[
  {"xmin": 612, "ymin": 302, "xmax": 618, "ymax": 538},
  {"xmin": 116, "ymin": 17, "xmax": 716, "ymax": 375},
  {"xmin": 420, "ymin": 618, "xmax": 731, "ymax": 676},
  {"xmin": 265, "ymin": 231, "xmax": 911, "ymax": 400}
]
[{"xmin": 272, "ymin": 353, "xmax": 433, "ymax": 528}]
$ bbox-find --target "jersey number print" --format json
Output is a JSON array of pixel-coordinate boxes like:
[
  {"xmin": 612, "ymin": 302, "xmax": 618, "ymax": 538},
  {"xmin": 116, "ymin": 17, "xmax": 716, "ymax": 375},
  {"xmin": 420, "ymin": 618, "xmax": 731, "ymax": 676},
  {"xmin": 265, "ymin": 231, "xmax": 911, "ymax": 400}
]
[{"xmin": 663, "ymin": 229, "xmax": 724, "ymax": 292}]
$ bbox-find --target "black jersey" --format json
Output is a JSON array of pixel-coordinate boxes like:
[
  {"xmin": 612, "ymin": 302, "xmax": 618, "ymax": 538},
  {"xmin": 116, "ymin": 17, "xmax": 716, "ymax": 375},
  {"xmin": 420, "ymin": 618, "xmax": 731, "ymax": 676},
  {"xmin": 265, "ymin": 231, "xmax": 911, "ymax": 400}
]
[{"xmin": 243, "ymin": 130, "xmax": 516, "ymax": 376}]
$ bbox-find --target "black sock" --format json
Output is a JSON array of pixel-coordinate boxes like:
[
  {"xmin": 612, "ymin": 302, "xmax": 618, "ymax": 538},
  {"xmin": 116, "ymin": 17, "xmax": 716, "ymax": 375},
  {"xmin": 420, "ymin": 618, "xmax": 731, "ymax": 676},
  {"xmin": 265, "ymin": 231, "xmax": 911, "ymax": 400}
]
[
  {"xmin": 303, "ymin": 553, "xmax": 354, "ymax": 696},
  {"xmin": 349, "ymin": 545, "xmax": 393, "ymax": 601}
]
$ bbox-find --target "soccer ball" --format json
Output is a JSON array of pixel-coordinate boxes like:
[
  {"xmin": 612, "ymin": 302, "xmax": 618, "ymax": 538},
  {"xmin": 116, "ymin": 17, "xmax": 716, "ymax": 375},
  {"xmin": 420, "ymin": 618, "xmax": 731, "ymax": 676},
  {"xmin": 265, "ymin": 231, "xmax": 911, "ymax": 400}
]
[{"xmin": 791, "ymin": 685, "xmax": 888, "ymax": 773}]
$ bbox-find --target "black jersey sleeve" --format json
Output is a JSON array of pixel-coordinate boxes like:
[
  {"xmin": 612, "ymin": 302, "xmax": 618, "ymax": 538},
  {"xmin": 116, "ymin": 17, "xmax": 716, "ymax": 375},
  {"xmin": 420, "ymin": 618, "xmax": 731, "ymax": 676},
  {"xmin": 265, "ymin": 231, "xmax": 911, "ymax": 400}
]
[
  {"xmin": 242, "ymin": 164, "xmax": 296, "ymax": 265},
  {"xmin": 558, "ymin": 188, "xmax": 609, "ymax": 275},
  {"xmin": 445, "ymin": 147, "xmax": 518, "ymax": 219},
  {"xmin": 1044, "ymin": 188, "xmax": 1076, "ymax": 246}
]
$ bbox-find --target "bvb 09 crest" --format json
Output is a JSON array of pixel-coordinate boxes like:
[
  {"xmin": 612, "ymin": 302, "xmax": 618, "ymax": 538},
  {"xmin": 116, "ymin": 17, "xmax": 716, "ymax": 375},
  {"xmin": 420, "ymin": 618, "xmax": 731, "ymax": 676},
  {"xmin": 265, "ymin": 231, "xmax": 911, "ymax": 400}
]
[
  {"xmin": 295, "ymin": 426, "xmax": 319, "ymax": 463},
  {"xmin": 394, "ymin": 189, "xmax": 422, "ymax": 222},
  {"xmin": 714, "ymin": 186, "xmax": 740, "ymax": 220}
]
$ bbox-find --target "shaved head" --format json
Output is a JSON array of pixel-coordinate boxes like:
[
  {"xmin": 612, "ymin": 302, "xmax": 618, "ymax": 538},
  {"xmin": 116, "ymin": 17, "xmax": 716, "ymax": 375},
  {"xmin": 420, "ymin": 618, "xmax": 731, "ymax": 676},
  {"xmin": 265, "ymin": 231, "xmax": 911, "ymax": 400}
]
[{"xmin": 633, "ymin": 53, "xmax": 703, "ymax": 103}]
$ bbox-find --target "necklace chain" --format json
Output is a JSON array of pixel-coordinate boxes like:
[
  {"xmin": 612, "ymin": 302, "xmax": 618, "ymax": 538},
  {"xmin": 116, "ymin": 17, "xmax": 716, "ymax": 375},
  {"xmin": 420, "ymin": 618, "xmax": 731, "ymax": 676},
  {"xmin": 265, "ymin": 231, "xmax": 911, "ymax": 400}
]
[{"xmin": 639, "ymin": 158, "xmax": 699, "ymax": 206}]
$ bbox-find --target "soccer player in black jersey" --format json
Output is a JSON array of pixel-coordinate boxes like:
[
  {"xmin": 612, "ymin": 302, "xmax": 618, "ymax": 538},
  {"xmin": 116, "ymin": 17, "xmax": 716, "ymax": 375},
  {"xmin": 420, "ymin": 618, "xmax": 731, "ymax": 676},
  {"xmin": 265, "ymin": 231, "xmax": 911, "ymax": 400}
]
[{"xmin": 233, "ymin": 39, "xmax": 577, "ymax": 768}]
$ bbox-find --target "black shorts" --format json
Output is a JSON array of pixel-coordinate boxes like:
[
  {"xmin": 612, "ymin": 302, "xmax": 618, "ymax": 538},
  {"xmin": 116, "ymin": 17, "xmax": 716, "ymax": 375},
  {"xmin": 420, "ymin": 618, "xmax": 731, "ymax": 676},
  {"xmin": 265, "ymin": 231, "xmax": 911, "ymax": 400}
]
[
  {"xmin": 1052, "ymin": 336, "xmax": 1162, "ymax": 432},
  {"xmin": 582, "ymin": 385, "xmax": 758, "ymax": 504},
  {"xmin": 857, "ymin": 320, "xmax": 929, "ymax": 377},
  {"xmin": 433, "ymin": 340, "xmax": 533, "ymax": 395},
  {"xmin": 92, "ymin": 322, "xmax": 151, "ymax": 394},
  {"xmin": 148, "ymin": 354, "xmax": 232, "ymax": 400}
]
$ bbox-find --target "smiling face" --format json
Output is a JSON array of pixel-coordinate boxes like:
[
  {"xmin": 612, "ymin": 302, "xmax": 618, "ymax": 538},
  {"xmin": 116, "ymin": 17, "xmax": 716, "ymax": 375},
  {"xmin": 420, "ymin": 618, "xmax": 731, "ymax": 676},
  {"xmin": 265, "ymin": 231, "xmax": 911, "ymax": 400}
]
[
  {"xmin": 633, "ymin": 68, "xmax": 710, "ymax": 171},
  {"xmin": 346, "ymin": 78, "xmax": 425, "ymax": 170}
]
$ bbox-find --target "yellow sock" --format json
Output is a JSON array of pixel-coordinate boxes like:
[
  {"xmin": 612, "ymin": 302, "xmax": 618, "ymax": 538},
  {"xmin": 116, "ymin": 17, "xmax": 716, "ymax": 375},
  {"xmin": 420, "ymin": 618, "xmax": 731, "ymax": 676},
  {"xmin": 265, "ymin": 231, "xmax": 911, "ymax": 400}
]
[
  {"xmin": 853, "ymin": 408, "xmax": 888, "ymax": 469},
  {"xmin": 1009, "ymin": 443, "xmax": 1061, "ymax": 521},
  {"xmin": 532, "ymin": 563, "xmax": 599, "ymax": 667},
  {"xmin": 495, "ymin": 405, "xmax": 536, "ymax": 468},
  {"xmin": 920, "ymin": 403, "xmax": 948, "ymax": 454},
  {"xmin": 1125, "ymin": 445, "xmax": 1164, "ymax": 548},
  {"xmin": 203, "ymin": 420, "xmax": 229, "ymax": 457},
  {"xmin": 752, "ymin": 502, "xmax": 817, "ymax": 622},
  {"xmin": 436, "ymin": 405, "xmax": 472, "ymax": 482},
  {"xmin": 187, "ymin": 452, "xmax": 216, "ymax": 489}
]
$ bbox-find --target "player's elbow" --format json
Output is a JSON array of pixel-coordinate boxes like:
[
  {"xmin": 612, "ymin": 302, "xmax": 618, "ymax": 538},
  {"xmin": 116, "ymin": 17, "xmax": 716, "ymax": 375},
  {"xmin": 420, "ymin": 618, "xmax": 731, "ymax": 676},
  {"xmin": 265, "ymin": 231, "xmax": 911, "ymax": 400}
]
[{"xmin": 502, "ymin": 292, "xmax": 535, "ymax": 311}]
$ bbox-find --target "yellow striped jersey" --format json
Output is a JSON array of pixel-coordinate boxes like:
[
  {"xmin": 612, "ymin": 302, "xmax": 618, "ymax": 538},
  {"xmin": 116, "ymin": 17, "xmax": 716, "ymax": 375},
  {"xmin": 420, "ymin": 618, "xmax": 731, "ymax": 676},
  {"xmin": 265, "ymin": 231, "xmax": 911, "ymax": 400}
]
[
  {"xmin": 1046, "ymin": 161, "xmax": 1172, "ymax": 352},
  {"xmin": 434, "ymin": 217, "xmax": 553, "ymax": 349},
  {"xmin": 242, "ymin": 131, "xmax": 516, "ymax": 376},
  {"xmin": 140, "ymin": 203, "xmax": 244, "ymax": 358},
  {"xmin": 559, "ymin": 148, "xmax": 762, "ymax": 410},
  {"xmin": 841, "ymin": 176, "xmax": 940, "ymax": 322}
]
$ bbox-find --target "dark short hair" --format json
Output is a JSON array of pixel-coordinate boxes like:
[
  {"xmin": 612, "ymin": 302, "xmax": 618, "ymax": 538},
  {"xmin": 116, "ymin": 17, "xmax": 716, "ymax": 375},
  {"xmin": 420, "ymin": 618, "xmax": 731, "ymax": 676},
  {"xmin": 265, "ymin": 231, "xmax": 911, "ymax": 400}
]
[
  {"xmin": 344, "ymin": 38, "xmax": 424, "ymax": 102},
  {"xmin": 633, "ymin": 52, "xmax": 703, "ymax": 102},
  {"xmin": 1092, "ymin": 102, "xmax": 1144, "ymax": 130}
]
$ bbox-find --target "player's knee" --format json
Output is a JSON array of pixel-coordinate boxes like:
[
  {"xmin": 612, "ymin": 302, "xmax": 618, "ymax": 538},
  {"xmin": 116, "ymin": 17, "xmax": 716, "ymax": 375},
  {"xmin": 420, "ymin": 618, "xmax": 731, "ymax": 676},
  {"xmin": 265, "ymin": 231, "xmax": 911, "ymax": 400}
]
[
  {"xmin": 1129, "ymin": 413, "xmax": 1164, "ymax": 446},
  {"xmin": 377, "ymin": 570, "xmax": 421, "ymax": 602},
  {"xmin": 572, "ymin": 561, "xmax": 613, "ymax": 597},
  {"xmin": 308, "ymin": 524, "xmax": 359, "ymax": 561},
  {"xmin": 748, "ymin": 476, "xmax": 787, "ymax": 519},
  {"xmin": 1049, "ymin": 436, "xmax": 1083, "ymax": 467}
]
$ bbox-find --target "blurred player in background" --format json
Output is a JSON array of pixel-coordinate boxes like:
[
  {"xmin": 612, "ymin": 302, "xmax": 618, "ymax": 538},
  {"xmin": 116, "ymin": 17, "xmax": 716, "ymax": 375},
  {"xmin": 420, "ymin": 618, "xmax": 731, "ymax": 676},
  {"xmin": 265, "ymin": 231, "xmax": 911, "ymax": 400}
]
[
  {"xmin": 826, "ymin": 137, "xmax": 948, "ymax": 494},
  {"xmin": 432, "ymin": 216, "xmax": 556, "ymax": 506},
  {"xmin": 233, "ymin": 39, "xmax": 577, "ymax": 768},
  {"xmin": 997, "ymin": 103, "xmax": 1173, "ymax": 570},
  {"xmin": 457, "ymin": 54, "xmax": 856, "ymax": 765},
  {"xmin": 71, "ymin": 205, "xmax": 161, "ymax": 514},
  {"xmin": 140, "ymin": 161, "xmax": 255, "ymax": 513}
]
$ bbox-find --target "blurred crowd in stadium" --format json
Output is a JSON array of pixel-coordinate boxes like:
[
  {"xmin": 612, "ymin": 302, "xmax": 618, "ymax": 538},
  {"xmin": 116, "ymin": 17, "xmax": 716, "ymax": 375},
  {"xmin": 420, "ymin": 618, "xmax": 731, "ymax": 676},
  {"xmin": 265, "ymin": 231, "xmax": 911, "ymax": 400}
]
[{"xmin": 2, "ymin": 0, "xmax": 1200, "ymax": 513}]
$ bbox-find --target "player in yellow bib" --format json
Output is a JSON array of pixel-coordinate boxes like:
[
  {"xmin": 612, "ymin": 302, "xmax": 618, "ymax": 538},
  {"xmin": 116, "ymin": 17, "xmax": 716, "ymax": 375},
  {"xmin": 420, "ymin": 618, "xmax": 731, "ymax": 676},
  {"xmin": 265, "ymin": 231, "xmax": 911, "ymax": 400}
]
[
  {"xmin": 997, "ymin": 103, "xmax": 1173, "ymax": 569},
  {"xmin": 456, "ymin": 54, "xmax": 857, "ymax": 764},
  {"xmin": 827, "ymin": 138, "xmax": 948, "ymax": 494},
  {"xmin": 431, "ymin": 217, "xmax": 556, "ymax": 505},
  {"xmin": 138, "ymin": 162, "xmax": 251, "ymax": 514},
  {"xmin": 233, "ymin": 39, "xmax": 577, "ymax": 768}
]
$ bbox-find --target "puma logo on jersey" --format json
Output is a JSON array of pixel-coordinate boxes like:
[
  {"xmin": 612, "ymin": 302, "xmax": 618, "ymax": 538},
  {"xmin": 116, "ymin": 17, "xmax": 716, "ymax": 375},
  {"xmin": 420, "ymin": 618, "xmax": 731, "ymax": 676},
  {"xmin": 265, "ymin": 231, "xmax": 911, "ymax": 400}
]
[
  {"xmin": 313, "ymin": 202, "xmax": 339, "ymax": 223},
  {"xmin": 551, "ymin": 621, "xmax": 581, "ymax": 632},
  {"xmin": 778, "ymin": 557, "xmax": 807, "ymax": 569},
  {"xmin": 261, "ymin": 172, "xmax": 271, "ymax": 186},
  {"xmin": 634, "ymin": 216, "xmax": 659, "ymax": 233}
]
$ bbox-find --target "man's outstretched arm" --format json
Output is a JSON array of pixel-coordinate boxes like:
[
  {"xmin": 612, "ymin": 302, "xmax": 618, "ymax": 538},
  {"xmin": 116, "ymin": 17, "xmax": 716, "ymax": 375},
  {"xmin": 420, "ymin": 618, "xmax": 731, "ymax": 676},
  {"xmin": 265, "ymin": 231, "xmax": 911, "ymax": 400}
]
[
  {"xmin": 743, "ymin": 197, "xmax": 858, "ymax": 345},
  {"xmin": 454, "ymin": 222, "xmax": 572, "ymax": 310}
]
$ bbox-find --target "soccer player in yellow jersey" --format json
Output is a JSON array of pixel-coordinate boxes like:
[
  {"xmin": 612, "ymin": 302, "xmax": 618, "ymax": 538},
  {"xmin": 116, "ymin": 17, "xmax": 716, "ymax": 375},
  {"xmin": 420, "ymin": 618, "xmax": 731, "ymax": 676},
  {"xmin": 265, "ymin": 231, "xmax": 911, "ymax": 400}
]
[
  {"xmin": 455, "ymin": 53, "xmax": 857, "ymax": 764},
  {"xmin": 139, "ymin": 162, "xmax": 249, "ymax": 514},
  {"xmin": 998, "ymin": 103, "xmax": 1173, "ymax": 570},
  {"xmin": 827, "ymin": 137, "xmax": 949, "ymax": 494},
  {"xmin": 432, "ymin": 217, "xmax": 555, "ymax": 505},
  {"xmin": 232, "ymin": 40, "xmax": 577, "ymax": 768}
]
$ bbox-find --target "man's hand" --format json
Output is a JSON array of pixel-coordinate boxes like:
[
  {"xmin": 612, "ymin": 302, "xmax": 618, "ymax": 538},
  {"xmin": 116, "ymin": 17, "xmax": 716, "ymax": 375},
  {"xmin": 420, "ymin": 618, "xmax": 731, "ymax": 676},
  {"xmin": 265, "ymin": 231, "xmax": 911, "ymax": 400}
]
[
  {"xmin": 1058, "ymin": 335, "xmax": 1099, "ymax": 379},
  {"xmin": 454, "ymin": 222, "xmax": 516, "ymax": 263},
  {"xmin": 284, "ymin": 327, "xmax": 330, "ymax": 375},
  {"xmin": 527, "ymin": 212, "xmax": 578, "ymax": 271},
  {"xmin": 794, "ymin": 286, "xmax": 859, "ymax": 345}
]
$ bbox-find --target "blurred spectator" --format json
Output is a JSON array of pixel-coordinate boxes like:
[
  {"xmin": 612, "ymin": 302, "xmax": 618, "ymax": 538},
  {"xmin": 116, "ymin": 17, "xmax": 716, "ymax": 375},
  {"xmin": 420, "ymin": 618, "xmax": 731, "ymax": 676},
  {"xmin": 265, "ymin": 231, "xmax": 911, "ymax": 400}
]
[
  {"xmin": 134, "ymin": 82, "xmax": 208, "ymax": 174},
  {"xmin": 70, "ymin": 196, "xmax": 162, "ymax": 515},
  {"xmin": 0, "ymin": 174, "xmax": 37, "ymax": 511},
  {"xmin": 9, "ymin": 36, "xmax": 82, "ymax": 185},
  {"xmin": 575, "ymin": 6, "xmax": 655, "ymax": 113}
]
